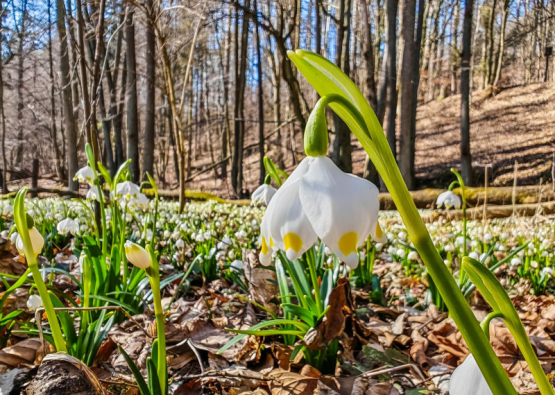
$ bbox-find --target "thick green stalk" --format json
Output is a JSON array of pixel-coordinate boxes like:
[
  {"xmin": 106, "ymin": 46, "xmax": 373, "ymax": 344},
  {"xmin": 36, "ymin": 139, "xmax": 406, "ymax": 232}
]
[
  {"xmin": 451, "ymin": 169, "xmax": 468, "ymax": 284},
  {"xmin": 305, "ymin": 248, "xmax": 323, "ymax": 313},
  {"xmin": 147, "ymin": 247, "xmax": 166, "ymax": 395},
  {"xmin": 15, "ymin": 190, "xmax": 67, "ymax": 353},
  {"xmin": 288, "ymin": 50, "xmax": 517, "ymax": 394}
]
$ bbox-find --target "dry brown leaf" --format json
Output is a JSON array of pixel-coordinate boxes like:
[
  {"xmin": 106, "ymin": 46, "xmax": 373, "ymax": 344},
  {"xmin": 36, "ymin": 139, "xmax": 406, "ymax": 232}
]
[
  {"xmin": 268, "ymin": 366, "xmax": 321, "ymax": 395},
  {"xmin": 0, "ymin": 338, "xmax": 44, "ymax": 367}
]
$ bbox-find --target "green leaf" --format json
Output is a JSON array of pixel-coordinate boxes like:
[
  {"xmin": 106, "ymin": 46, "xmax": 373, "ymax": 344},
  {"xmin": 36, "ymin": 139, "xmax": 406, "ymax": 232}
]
[
  {"xmin": 281, "ymin": 304, "xmax": 316, "ymax": 327},
  {"xmin": 147, "ymin": 357, "xmax": 162, "ymax": 395},
  {"xmin": 263, "ymin": 157, "xmax": 283, "ymax": 187},
  {"xmin": 119, "ymin": 345, "xmax": 151, "ymax": 395},
  {"xmin": 462, "ymin": 257, "xmax": 554, "ymax": 395},
  {"xmin": 49, "ymin": 292, "xmax": 76, "ymax": 352},
  {"xmin": 227, "ymin": 329, "xmax": 304, "ymax": 337}
]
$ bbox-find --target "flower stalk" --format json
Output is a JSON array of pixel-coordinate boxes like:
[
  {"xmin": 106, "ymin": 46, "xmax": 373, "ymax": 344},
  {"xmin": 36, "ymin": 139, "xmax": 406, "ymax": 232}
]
[
  {"xmin": 449, "ymin": 168, "xmax": 468, "ymax": 284},
  {"xmin": 14, "ymin": 188, "xmax": 67, "ymax": 353},
  {"xmin": 288, "ymin": 49, "xmax": 517, "ymax": 394}
]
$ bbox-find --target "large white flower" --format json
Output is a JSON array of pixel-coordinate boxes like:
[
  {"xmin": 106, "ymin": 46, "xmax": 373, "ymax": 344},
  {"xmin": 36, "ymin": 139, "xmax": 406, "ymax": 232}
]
[
  {"xmin": 436, "ymin": 191, "xmax": 462, "ymax": 209},
  {"xmin": 449, "ymin": 354, "xmax": 492, "ymax": 395},
  {"xmin": 251, "ymin": 184, "xmax": 277, "ymax": 207},
  {"xmin": 259, "ymin": 156, "xmax": 383, "ymax": 269},
  {"xmin": 116, "ymin": 181, "xmax": 141, "ymax": 201},
  {"xmin": 57, "ymin": 218, "xmax": 79, "ymax": 236},
  {"xmin": 74, "ymin": 166, "xmax": 95, "ymax": 185}
]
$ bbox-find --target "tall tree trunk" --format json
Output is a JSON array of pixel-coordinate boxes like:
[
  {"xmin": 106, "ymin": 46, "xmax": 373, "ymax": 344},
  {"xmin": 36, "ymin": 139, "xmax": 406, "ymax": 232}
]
[
  {"xmin": 47, "ymin": 0, "xmax": 65, "ymax": 181},
  {"xmin": 386, "ymin": 0, "xmax": 399, "ymax": 159},
  {"xmin": 255, "ymin": 0, "xmax": 265, "ymax": 185},
  {"xmin": 14, "ymin": 0, "xmax": 28, "ymax": 166},
  {"xmin": 125, "ymin": 7, "xmax": 140, "ymax": 182},
  {"xmin": 400, "ymin": 0, "xmax": 416, "ymax": 189},
  {"xmin": 0, "ymin": 0, "xmax": 7, "ymax": 192},
  {"xmin": 410, "ymin": 0, "xmax": 427, "ymax": 172},
  {"xmin": 142, "ymin": 0, "xmax": 156, "ymax": 181},
  {"xmin": 486, "ymin": 0, "xmax": 498, "ymax": 85},
  {"xmin": 451, "ymin": 0, "xmax": 460, "ymax": 94},
  {"xmin": 332, "ymin": 0, "xmax": 353, "ymax": 173},
  {"xmin": 315, "ymin": 0, "xmax": 322, "ymax": 53},
  {"xmin": 460, "ymin": 0, "xmax": 474, "ymax": 185},
  {"xmin": 361, "ymin": 0, "xmax": 380, "ymax": 184},
  {"xmin": 56, "ymin": 0, "xmax": 79, "ymax": 190},
  {"xmin": 493, "ymin": 0, "xmax": 510, "ymax": 86},
  {"xmin": 231, "ymin": 2, "xmax": 250, "ymax": 196}
]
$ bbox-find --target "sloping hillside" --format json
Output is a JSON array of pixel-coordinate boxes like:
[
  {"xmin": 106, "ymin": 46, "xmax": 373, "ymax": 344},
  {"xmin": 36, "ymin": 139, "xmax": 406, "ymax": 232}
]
[
  {"xmin": 189, "ymin": 83, "xmax": 555, "ymax": 197},
  {"xmin": 412, "ymin": 83, "xmax": 555, "ymax": 187}
]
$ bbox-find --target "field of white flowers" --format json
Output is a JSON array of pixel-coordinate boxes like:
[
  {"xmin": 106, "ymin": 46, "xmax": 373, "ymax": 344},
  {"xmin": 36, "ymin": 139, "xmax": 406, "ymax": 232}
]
[{"xmin": 0, "ymin": 170, "xmax": 554, "ymax": 394}]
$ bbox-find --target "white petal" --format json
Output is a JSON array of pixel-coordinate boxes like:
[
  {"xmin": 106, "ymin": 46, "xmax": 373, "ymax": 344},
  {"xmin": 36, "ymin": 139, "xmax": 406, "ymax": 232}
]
[
  {"xmin": 449, "ymin": 354, "xmax": 493, "ymax": 395},
  {"xmin": 299, "ymin": 157, "xmax": 380, "ymax": 267},
  {"xmin": 266, "ymin": 178, "xmax": 317, "ymax": 261}
]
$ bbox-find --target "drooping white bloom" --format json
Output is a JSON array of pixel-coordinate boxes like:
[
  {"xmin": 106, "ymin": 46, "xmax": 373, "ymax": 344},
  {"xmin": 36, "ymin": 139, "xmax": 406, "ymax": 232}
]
[
  {"xmin": 9, "ymin": 231, "xmax": 18, "ymax": 244},
  {"xmin": 86, "ymin": 185, "xmax": 101, "ymax": 202},
  {"xmin": 16, "ymin": 228, "xmax": 44, "ymax": 257},
  {"xmin": 436, "ymin": 191, "xmax": 462, "ymax": 209},
  {"xmin": 468, "ymin": 251, "xmax": 480, "ymax": 260},
  {"xmin": 124, "ymin": 241, "xmax": 151, "ymax": 269},
  {"xmin": 176, "ymin": 239, "xmax": 185, "ymax": 249},
  {"xmin": 449, "ymin": 354, "xmax": 493, "ymax": 395},
  {"xmin": 251, "ymin": 184, "xmax": 277, "ymax": 207},
  {"xmin": 407, "ymin": 251, "xmax": 419, "ymax": 261},
  {"xmin": 510, "ymin": 257, "xmax": 521, "ymax": 266},
  {"xmin": 231, "ymin": 260, "xmax": 244, "ymax": 271},
  {"xmin": 259, "ymin": 156, "xmax": 383, "ymax": 269},
  {"xmin": 57, "ymin": 218, "xmax": 79, "ymax": 236},
  {"xmin": 116, "ymin": 181, "xmax": 141, "ymax": 201},
  {"xmin": 541, "ymin": 267, "xmax": 553, "ymax": 277},
  {"xmin": 74, "ymin": 166, "xmax": 95, "ymax": 185},
  {"xmin": 27, "ymin": 294, "xmax": 43, "ymax": 311}
]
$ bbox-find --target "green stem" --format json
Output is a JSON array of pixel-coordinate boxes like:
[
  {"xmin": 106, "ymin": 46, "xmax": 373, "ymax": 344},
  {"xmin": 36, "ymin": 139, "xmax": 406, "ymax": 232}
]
[
  {"xmin": 306, "ymin": 247, "xmax": 323, "ymax": 313},
  {"xmin": 386, "ymin": 178, "xmax": 516, "ymax": 394},
  {"xmin": 147, "ymin": 250, "xmax": 166, "ymax": 395},
  {"xmin": 29, "ymin": 263, "xmax": 67, "ymax": 353},
  {"xmin": 451, "ymin": 169, "xmax": 468, "ymax": 284}
]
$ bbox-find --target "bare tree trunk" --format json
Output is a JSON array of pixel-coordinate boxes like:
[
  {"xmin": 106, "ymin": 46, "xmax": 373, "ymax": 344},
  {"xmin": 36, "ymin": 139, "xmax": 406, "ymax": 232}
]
[
  {"xmin": 400, "ymin": 0, "xmax": 416, "ymax": 189},
  {"xmin": 460, "ymin": 0, "xmax": 474, "ymax": 185},
  {"xmin": 125, "ymin": 6, "xmax": 140, "ymax": 182},
  {"xmin": 142, "ymin": 0, "xmax": 156, "ymax": 180},
  {"xmin": 386, "ymin": 0, "xmax": 399, "ymax": 159},
  {"xmin": 56, "ymin": 0, "xmax": 78, "ymax": 190},
  {"xmin": 361, "ymin": 0, "xmax": 380, "ymax": 184},
  {"xmin": 451, "ymin": 0, "xmax": 460, "ymax": 94},
  {"xmin": 14, "ymin": 0, "xmax": 28, "ymax": 166},
  {"xmin": 0, "ymin": 0, "xmax": 8, "ymax": 192},
  {"xmin": 231, "ymin": 2, "xmax": 250, "ymax": 196},
  {"xmin": 409, "ymin": 0, "xmax": 427, "ymax": 171},
  {"xmin": 47, "ymin": 0, "xmax": 65, "ymax": 181},
  {"xmin": 493, "ymin": 0, "xmax": 510, "ymax": 86},
  {"xmin": 486, "ymin": 0, "xmax": 498, "ymax": 85},
  {"xmin": 255, "ymin": 0, "xmax": 265, "ymax": 185},
  {"xmin": 315, "ymin": 0, "xmax": 322, "ymax": 53},
  {"xmin": 332, "ymin": 0, "xmax": 353, "ymax": 173}
]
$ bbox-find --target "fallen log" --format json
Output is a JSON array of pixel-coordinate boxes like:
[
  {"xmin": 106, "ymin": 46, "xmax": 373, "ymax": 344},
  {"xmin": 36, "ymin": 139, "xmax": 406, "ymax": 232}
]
[{"xmin": 420, "ymin": 201, "xmax": 555, "ymax": 222}]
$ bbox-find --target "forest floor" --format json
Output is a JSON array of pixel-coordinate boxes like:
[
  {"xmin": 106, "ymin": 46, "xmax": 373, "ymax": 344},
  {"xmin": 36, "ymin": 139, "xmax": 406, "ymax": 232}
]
[{"xmin": 184, "ymin": 82, "xmax": 555, "ymax": 199}]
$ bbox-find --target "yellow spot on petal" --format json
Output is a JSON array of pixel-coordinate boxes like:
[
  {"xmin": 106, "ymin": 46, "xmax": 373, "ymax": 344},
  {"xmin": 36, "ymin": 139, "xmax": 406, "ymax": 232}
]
[
  {"xmin": 376, "ymin": 222, "xmax": 383, "ymax": 240},
  {"xmin": 261, "ymin": 237, "xmax": 269, "ymax": 254},
  {"xmin": 338, "ymin": 232, "xmax": 358, "ymax": 256},
  {"xmin": 270, "ymin": 238, "xmax": 274, "ymax": 248},
  {"xmin": 283, "ymin": 233, "xmax": 303, "ymax": 253}
]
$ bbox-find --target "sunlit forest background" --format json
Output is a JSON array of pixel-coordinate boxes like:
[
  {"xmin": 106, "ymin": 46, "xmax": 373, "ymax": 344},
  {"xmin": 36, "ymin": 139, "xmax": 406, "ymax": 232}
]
[{"xmin": 1, "ymin": 0, "xmax": 554, "ymax": 198}]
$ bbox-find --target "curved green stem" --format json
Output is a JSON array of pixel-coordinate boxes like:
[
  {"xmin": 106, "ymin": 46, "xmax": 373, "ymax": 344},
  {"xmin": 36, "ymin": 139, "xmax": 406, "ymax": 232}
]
[
  {"xmin": 14, "ymin": 189, "xmax": 67, "ymax": 353},
  {"xmin": 146, "ymin": 246, "xmax": 166, "ymax": 395},
  {"xmin": 287, "ymin": 49, "xmax": 518, "ymax": 395},
  {"xmin": 451, "ymin": 169, "xmax": 468, "ymax": 284}
]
